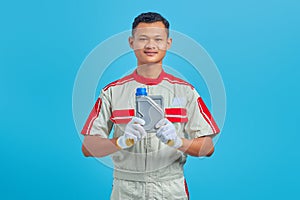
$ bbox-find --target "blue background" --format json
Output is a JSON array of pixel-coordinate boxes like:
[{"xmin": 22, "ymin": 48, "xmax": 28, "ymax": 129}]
[{"xmin": 1, "ymin": 0, "xmax": 299, "ymax": 199}]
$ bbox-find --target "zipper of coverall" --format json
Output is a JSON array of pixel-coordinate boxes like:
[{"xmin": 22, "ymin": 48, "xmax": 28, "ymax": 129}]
[{"xmin": 145, "ymin": 84, "xmax": 150, "ymax": 173}]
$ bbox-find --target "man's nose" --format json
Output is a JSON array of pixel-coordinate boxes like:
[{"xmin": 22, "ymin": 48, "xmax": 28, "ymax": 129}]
[{"xmin": 145, "ymin": 39, "xmax": 156, "ymax": 49}]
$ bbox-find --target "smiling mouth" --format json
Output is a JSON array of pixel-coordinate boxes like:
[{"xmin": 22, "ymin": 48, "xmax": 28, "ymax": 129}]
[{"xmin": 144, "ymin": 51, "xmax": 158, "ymax": 56}]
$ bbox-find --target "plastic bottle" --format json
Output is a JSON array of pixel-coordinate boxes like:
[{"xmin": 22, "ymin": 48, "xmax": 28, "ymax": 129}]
[{"xmin": 135, "ymin": 88, "xmax": 164, "ymax": 132}]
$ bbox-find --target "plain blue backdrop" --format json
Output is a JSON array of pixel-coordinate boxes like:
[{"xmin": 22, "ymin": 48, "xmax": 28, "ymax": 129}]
[{"xmin": 1, "ymin": 0, "xmax": 299, "ymax": 199}]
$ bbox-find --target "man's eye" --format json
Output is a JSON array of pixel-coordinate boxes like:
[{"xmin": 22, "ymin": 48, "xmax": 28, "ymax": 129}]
[
  {"xmin": 139, "ymin": 38, "xmax": 147, "ymax": 41},
  {"xmin": 155, "ymin": 38, "xmax": 163, "ymax": 41}
]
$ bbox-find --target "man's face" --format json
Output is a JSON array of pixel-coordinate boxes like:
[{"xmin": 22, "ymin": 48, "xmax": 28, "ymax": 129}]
[{"xmin": 129, "ymin": 22, "xmax": 172, "ymax": 66}]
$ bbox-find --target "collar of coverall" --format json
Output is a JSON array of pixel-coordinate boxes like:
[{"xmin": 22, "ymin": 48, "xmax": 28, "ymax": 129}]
[{"xmin": 132, "ymin": 69, "xmax": 166, "ymax": 85}]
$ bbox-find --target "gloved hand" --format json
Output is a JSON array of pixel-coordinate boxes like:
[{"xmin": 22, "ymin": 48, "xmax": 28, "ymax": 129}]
[
  {"xmin": 155, "ymin": 118, "xmax": 183, "ymax": 148},
  {"xmin": 116, "ymin": 117, "xmax": 147, "ymax": 149}
]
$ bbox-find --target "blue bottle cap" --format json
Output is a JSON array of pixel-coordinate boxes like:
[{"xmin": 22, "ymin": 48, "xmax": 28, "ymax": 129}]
[{"xmin": 136, "ymin": 88, "xmax": 147, "ymax": 96}]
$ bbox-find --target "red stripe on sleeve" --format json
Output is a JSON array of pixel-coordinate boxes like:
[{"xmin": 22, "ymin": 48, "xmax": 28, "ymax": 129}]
[
  {"xmin": 81, "ymin": 98, "xmax": 102, "ymax": 135},
  {"xmin": 197, "ymin": 97, "xmax": 220, "ymax": 134}
]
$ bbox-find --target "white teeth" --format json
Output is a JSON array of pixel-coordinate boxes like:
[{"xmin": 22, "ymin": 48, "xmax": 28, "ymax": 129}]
[{"xmin": 145, "ymin": 52, "xmax": 156, "ymax": 56}]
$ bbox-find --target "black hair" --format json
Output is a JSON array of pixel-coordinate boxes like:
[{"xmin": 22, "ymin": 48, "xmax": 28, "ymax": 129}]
[{"xmin": 132, "ymin": 12, "xmax": 170, "ymax": 36}]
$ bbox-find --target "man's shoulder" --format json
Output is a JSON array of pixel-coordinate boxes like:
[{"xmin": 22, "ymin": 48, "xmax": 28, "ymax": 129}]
[
  {"xmin": 162, "ymin": 72, "xmax": 194, "ymax": 89},
  {"xmin": 103, "ymin": 73, "xmax": 135, "ymax": 91}
]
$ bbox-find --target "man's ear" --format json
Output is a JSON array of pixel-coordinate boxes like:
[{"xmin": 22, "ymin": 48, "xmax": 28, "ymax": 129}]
[
  {"xmin": 128, "ymin": 36, "xmax": 134, "ymax": 49},
  {"xmin": 167, "ymin": 37, "xmax": 172, "ymax": 50}
]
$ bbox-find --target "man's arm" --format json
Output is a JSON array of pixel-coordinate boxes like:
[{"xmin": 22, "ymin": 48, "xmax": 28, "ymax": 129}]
[
  {"xmin": 155, "ymin": 118, "xmax": 215, "ymax": 157},
  {"xmin": 178, "ymin": 136, "xmax": 214, "ymax": 157},
  {"xmin": 82, "ymin": 117, "xmax": 147, "ymax": 157},
  {"xmin": 177, "ymin": 89, "xmax": 219, "ymax": 157},
  {"xmin": 82, "ymin": 136, "xmax": 119, "ymax": 157},
  {"xmin": 82, "ymin": 135, "xmax": 214, "ymax": 158}
]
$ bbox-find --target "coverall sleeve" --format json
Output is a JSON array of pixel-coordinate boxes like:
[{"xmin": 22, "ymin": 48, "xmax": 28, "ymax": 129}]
[
  {"xmin": 184, "ymin": 88, "xmax": 220, "ymax": 139},
  {"xmin": 81, "ymin": 89, "xmax": 113, "ymax": 138}
]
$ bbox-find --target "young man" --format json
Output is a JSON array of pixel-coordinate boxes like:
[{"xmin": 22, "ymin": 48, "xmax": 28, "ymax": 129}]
[{"xmin": 81, "ymin": 12, "xmax": 220, "ymax": 200}]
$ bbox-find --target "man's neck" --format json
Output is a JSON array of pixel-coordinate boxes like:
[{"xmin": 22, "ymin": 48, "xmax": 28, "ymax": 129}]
[{"xmin": 136, "ymin": 63, "xmax": 163, "ymax": 79}]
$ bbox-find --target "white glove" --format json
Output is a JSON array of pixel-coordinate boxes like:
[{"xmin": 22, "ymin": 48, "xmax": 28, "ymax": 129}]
[
  {"xmin": 116, "ymin": 117, "xmax": 147, "ymax": 149},
  {"xmin": 155, "ymin": 118, "xmax": 183, "ymax": 149}
]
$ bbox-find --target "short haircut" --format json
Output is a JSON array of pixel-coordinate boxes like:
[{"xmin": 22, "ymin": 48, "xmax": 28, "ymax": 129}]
[{"xmin": 132, "ymin": 12, "xmax": 170, "ymax": 37}]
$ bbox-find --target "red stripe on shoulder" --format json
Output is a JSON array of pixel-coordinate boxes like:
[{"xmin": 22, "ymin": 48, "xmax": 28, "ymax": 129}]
[
  {"xmin": 163, "ymin": 73, "xmax": 194, "ymax": 89},
  {"xmin": 197, "ymin": 97, "xmax": 220, "ymax": 134},
  {"xmin": 103, "ymin": 74, "xmax": 135, "ymax": 91},
  {"xmin": 81, "ymin": 98, "xmax": 102, "ymax": 135}
]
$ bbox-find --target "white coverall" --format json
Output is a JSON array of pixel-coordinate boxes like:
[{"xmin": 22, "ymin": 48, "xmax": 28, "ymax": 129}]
[{"xmin": 82, "ymin": 70, "xmax": 220, "ymax": 200}]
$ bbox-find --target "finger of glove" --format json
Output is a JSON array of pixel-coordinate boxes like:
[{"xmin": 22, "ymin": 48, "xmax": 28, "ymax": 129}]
[
  {"xmin": 156, "ymin": 125, "xmax": 167, "ymax": 137},
  {"xmin": 131, "ymin": 117, "xmax": 146, "ymax": 125},
  {"xmin": 164, "ymin": 129, "xmax": 177, "ymax": 140},
  {"xmin": 131, "ymin": 129, "xmax": 143, "ymax": 140},
  {"xmin": 132, "ymin": 124, "xmax": 147, "ymax": 138},
  {"xmin": 159, "ymin": 128, "xmax": 174, "ymax": 141},
  {"xmin": 156, "ymin": 129, "xmax": 171, "ymax": 144},
  {"xmin": 156, "ymin": 132, "xmax": 167, "ymax": 143},
  {"xmin": 155, "ymin": 118, "xmax": 168, "ymax": 129},
  {"xmin": 158, "ymin": 123, "xmax": 174, "ymax": 134},
  {"xmin": 160, "ymin": 135, "xmax": 169, "ymax": 144}
]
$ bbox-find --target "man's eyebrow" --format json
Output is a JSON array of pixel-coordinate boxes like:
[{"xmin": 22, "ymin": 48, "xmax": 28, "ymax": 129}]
[
  {"xmin": 137, "ymin": 34, "xmax": 149, "ymax": 37},
  {"xmin": 137, "ymin": 34, "xmax": 163, "ymax": 37}
]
